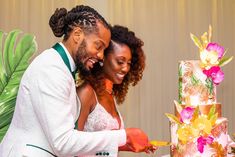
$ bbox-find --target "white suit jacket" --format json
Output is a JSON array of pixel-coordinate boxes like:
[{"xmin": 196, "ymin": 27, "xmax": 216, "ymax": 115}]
[{"xmin": 0, "ymin": 43, "xmax": 126, "ymax": 157}]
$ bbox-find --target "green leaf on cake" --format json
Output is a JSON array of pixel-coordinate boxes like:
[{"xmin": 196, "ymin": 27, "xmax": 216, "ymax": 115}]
[
  {"xmin": 208, "ymin": 104, "xmax": 216, "ymax": 120},
  {"xmin": 218, "ymin": 56, "xmax": 233, "ymax": 67},
  {"xmin": 205, "ymin": 77, "xmax": 214, "ymax": 95},
  {"xmin": 178, "ymin": 64, "xmax": 183, "ymax": 103},
  {"xmin": 221, "ymin": 49, "xmax": 227, "ymax": 58},
  {"xmin": 208, "ymin": 104, "xmax": 218, "ymax": 126},
  {"xmin": 201, "ymin": 32, "xmax": 209, "ymax": 48},
  {"xmin": 190, "ymin": 106, "xmax": 199, "ymax": 122},
  {"xmin": 191, "ymin": 74, "xmax": 200, "ymax": 85},
  {"xmin": 0, "ymin": 30, "xmax": 37, "ymax": 142},
  {"xmin": 165, "ymin": 113, "xmax": 182, "ymax": 125},
  {"xmin": 190, "ymin": 33, "xmax": 203, "ymax": 51},
  {"xmin": 209, "ymin": 113, "xmax": 218, "ymax": 126},
  {"xmin": 178, "ymin": 64, "xmax": 182, "ymax": 77}
]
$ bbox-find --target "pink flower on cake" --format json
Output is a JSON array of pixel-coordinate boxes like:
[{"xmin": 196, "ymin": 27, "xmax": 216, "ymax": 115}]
[
  {"xmin": 197, "ymin": 136, "xmax": 214, "ymax": 153},
  {"xmin": 203, "ymin": 66, "xmax": 224, "ymax": 85},
  {"xmin": 212, "ymin": 69, "xmax": 224, "ymax": 85},
  {"xmin": 206, "ymin": 43, "xmax": 224, "ymax": 59},
  {"xmin": 197, "ymin": 136, "xmax": 206, "ymax": 153},
  {"xmin": 180, "ymin": 107, "xmax": 195, "ymax": 124},
  {"xmin": 200, "ymin": 42, "xmax": 225, "ymax": 69}
]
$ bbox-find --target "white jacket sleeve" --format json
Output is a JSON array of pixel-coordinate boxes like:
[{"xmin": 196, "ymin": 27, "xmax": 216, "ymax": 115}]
[{"xmin": 29, "ymin": 59, "xmax": 126, "ymax": 156}]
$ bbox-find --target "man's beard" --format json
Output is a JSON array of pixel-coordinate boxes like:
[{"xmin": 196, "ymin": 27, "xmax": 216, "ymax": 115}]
[{"xmin": 75, "ymin": 39, "xmax": 91, "ymax": 77}]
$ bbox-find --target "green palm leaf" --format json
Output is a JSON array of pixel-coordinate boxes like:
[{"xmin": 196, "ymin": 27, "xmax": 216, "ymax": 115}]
[{"xmin": 0, "ymin": 29, "xmax": 37, "ymax": 142}]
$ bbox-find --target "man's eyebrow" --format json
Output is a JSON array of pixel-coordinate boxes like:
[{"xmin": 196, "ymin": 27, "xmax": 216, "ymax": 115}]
[{"xmin": 99, "ymin": 40, "xmax": 106, "ymax": 48}]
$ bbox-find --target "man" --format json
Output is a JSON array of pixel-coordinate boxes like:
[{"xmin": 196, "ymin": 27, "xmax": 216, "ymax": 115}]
[{"xmin": 0, "ymin": 5, "xmax": 151, "ymax": 157}]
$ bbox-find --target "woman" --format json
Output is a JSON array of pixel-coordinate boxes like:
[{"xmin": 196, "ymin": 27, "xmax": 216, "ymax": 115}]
[{"xmin": 77, "ymin": 25, "xmax": 154, "ymax": 154}]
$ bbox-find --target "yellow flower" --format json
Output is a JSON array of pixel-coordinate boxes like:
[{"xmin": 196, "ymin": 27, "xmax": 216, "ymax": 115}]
[
  {"xmin": 200, "ymin": 49, "xmax": 219, "ymax": 69},
  {"xmin": 177, "ymin": 125, "xmax": 195, "ymax": 143},
  {"xmin": 192, "ymin": 116, "xmax": 212, "ymax": 134}
]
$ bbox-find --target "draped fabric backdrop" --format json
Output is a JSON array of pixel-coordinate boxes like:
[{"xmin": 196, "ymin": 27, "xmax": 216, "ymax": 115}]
[{"xmin": 1, "ymin": 0, "xmax": 235, "ymax": 156}]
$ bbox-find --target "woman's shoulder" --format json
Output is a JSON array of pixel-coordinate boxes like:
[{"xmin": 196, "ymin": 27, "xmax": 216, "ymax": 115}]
[
  {"xmin": 77, "ymin": 82, "xmax": 95, "ymax": 98},
  {"xmin": 77, "ymin": 82, "xmax": 96, "ymax": 108}
]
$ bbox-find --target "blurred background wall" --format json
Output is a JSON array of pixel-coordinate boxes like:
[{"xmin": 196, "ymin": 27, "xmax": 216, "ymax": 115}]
[{"xmin": 1, "ymin": 0, "xmax": 235, "ymax": 156}]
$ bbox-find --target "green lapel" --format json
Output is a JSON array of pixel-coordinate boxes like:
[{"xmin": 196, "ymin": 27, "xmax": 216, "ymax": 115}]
[
  {"xmin": 52, "ymin": 43, "xmax": 75, "ymax": 78},
  {"xmin": 52, "ymin": 43, "xmax": 78, "ymax": 129}
]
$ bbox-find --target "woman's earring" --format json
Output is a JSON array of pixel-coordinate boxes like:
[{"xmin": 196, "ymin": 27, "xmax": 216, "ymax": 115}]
[
  {"xmin": 99, "ymin": 61, "xmax": 103, "ymax": 67},
  {"xmin": 99, "ymin": 59, "xmax": 104, "ymax": 66}
]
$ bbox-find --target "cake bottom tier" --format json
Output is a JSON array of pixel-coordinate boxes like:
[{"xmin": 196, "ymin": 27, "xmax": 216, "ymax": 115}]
[{"xmin": 170, "ymin": 117, "xmax": 228, "ymax": 157}]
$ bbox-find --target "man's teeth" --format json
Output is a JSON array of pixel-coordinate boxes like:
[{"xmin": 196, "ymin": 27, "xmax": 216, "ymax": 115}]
[{"xmin": 89, "ymin": 59, "xmax": 96, "ymax": 64}]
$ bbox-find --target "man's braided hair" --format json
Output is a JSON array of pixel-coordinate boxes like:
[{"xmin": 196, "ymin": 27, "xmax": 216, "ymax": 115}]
[{"xmin": 49, "ymin": 5, "xmax": 110, "ymax": 40}]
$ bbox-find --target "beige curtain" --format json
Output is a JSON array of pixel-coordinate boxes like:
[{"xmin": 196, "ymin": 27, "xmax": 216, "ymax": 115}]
[{"xmin": 1, "ymin": 0, "xmax": 235, "ymax": 156}]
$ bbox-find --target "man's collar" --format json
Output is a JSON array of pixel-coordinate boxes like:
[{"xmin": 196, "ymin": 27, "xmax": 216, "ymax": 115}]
[{"xmin": 59, "ymin": 42, "xmax": 76, "ymax": 72}]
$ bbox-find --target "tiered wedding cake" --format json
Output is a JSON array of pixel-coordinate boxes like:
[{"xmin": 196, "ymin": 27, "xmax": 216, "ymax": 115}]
[{"xmin": 166, "ymin": 26, "xmax": 233, "ymax": 157}]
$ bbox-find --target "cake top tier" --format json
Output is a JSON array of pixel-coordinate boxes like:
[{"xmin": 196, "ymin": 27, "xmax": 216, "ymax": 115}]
[
  {"xmin": 178, "ymin": 26, "xmax": 233, "ymax": 105},
  {"xmin": 179, "ymin": 60, "xmax": 216, "ymax": 105}
]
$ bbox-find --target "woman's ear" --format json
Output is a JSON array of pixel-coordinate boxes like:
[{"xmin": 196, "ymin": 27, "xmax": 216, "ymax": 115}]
[{"xmin": 73, "ymin": 27, "xmax": 84, "ymax": 43}]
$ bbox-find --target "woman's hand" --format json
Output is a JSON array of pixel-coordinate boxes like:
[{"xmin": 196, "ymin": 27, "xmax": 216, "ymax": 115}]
[{"xmin": 118, "ymin": 128, "xmax": 158, "ymax": 154}]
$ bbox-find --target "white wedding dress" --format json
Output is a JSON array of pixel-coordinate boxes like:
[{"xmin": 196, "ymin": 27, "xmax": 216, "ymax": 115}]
[{"xmin": 78, "ymin": 93, "xmax": 124, "ymax": 157}]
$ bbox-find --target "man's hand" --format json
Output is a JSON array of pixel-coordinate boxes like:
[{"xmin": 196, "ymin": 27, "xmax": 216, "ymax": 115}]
[{"xmin": 119, "ymin": 128, "xmax": 157, "ymax": 153}]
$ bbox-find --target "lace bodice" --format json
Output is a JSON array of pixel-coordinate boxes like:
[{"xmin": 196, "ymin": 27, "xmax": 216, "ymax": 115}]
[
  {"xmin": 83, "ymin": 102, "xmax": 124, "ymax": 132},
  {"xmin": 78, "ymin": 92, "xmax": 124, "ymax": 157}
]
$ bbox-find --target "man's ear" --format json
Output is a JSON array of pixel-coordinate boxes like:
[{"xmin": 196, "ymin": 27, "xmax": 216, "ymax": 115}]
[{"xmin": 73, "ymin": 27, "xmax": 84, "ymax": 43}]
